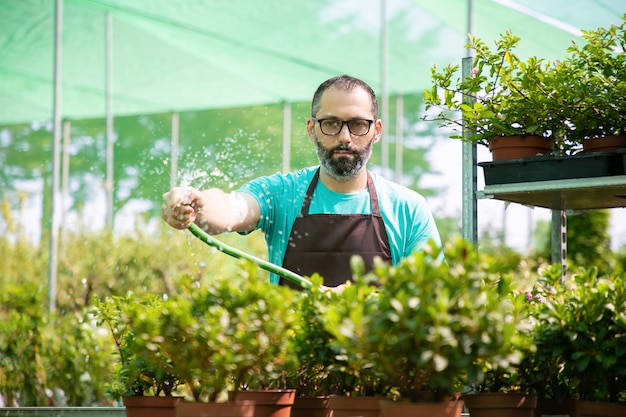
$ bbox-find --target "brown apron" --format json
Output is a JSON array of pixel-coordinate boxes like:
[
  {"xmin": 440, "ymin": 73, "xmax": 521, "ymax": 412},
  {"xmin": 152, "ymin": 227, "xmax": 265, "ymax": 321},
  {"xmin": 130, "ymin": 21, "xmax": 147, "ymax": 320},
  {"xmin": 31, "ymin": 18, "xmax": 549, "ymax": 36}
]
[{"xmin": 280, "ymin": 169, "xmax": 392, "ymax": 288}]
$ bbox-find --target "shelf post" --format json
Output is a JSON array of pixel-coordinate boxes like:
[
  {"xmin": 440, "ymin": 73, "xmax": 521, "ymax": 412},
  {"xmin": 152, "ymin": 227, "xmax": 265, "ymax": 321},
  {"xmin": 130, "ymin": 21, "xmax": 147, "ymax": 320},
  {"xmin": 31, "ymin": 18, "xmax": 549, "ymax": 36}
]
[
  {"xmin": 461, "ymin": 56, "xmax": 477, "ymax": 245},
  {"xmin": 551, "ymin": 209, "xmax": 567, "ymax": 281}
]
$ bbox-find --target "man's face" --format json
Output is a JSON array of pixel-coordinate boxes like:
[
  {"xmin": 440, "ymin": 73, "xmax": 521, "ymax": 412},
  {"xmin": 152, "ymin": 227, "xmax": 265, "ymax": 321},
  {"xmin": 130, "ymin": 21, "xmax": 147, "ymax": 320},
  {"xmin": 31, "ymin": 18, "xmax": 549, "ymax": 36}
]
[
  {"xmin": 312, "ymin": 131, "xmax": 375, "ymax": 180},
  {"xmin": 308, "ymin": 86, "xmax": 381, "ymax": 181}
]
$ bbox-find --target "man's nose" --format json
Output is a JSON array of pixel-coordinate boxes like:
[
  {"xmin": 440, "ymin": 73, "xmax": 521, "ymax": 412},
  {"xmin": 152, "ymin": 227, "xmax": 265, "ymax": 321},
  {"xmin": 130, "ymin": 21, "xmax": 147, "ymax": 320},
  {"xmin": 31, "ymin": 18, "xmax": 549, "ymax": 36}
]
[{"xmin": 336, "ymin": 123, "xmax": 352, "ymax": 143}]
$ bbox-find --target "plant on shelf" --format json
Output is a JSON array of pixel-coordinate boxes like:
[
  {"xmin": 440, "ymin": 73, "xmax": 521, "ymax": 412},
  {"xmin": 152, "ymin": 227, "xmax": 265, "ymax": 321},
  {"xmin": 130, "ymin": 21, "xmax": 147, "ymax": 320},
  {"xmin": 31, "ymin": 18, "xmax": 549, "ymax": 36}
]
[
  {"xmin": 424, "ymin": 17, "xmax": 626, "ymax": 158},
  {"xmin": 424, "ymin": 30, "xmax": 570, "ymax": 158},
  {"xmin": 348, "ymin": 237, "xmax": 530, "ymax": 416},
  {"xmin": 558, "ymin": 14, "xmax": 626, "ymax": 148}
]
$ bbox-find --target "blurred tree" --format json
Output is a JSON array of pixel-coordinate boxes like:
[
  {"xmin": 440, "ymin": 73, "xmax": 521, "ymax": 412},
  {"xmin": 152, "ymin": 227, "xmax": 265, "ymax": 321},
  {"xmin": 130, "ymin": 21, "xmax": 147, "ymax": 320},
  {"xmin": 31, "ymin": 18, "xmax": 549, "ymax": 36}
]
[
  {"xmin": 533, "ymin": 210, "xmax": 615, "ymax": 275},
  {"xmin": 1, "ymin": 92, "xmax": 445, "ymax": 242}
]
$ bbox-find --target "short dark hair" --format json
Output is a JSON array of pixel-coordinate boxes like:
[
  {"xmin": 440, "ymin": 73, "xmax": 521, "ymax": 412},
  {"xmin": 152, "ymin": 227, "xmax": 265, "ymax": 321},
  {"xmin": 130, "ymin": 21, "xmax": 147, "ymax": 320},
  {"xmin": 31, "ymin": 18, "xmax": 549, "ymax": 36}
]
[{"xmin": 311, "ymin": 75, "xmax": 379, "ymax": 119}]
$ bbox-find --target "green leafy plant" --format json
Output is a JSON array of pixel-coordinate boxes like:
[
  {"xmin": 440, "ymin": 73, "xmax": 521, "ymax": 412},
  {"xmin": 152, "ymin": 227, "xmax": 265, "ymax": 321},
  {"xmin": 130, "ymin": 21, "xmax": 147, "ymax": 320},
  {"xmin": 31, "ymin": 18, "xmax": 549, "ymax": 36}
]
[
  {"xmin": 354, "ymin": 237, "xmax": 530, "ymax": 403},
  {"xmin": 322, "ymin": 266, "xmax": 392, "ymax": 397},
  {"xmin": 424, "ymin": 31, "xmax": 568, "ymax": 150},
  {"xmin": 425, "ymin": 17, "xmax": 626, "ymax": 153},
  {"xmin": 0, "ymin": 281, "xmax": 111, "ymax": 406},
  {"xmin": 522, "ymin": 265, "xmax": 626, "ymax": 403},
  {"xmin": 138, "ymin": 263, "xmax": 299, "ymax": 403},
  {"xmin": 92, "ymin": 292, "xmax": 184, "ymax": 400},
  {"xmin": 0, "ymin": 282, "xmax": 50, "ymax": 406},
  {"xmin": 285, "ymin": 275, "xmax": 339, "ymax": 398},
  {"xmin": 560, "ymin": 14, "xmax": 626, "ymax": 142}
]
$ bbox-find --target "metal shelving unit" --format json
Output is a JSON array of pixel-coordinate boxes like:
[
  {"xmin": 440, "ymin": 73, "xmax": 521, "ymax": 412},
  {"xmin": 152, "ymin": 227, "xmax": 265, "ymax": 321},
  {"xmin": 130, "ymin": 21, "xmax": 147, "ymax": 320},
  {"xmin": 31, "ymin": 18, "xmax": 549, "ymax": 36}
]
[
  {"xmin": 477, "ymin": 176, "xmax": 626, "ymax": 211},
  {"xmin": 466, "ymin": 171, "xmax": 626, "ymax": 279},
  {"xmin": 457, "ymin": 56, "xmax": 626, "ymax": 277},
  {"xmin": 475, "ymin": 175, "xmax": 626, "ymax": 278}
]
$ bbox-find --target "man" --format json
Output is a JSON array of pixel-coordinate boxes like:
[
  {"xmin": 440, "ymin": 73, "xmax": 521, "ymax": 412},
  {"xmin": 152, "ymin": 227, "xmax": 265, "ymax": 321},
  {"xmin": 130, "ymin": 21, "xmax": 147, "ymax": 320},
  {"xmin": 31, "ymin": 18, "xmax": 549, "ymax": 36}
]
[{"xmin": 162, "ymin": 74, "xmax": 441, "ymax": 287}]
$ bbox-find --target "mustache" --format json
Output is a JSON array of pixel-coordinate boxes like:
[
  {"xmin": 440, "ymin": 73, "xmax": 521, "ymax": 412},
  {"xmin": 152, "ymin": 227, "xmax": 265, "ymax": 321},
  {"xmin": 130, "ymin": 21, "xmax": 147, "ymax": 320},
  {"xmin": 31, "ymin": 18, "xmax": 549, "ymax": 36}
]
[{"xmin": 331, "ymin": 144, "xmax": 356, "ymax": 153}]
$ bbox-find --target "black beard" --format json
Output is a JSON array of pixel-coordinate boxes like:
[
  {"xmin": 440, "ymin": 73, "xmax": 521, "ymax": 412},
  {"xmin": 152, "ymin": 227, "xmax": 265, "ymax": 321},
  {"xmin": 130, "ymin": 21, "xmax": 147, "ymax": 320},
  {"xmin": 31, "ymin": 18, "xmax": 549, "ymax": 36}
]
[{"xmin": 313, "ymin": 136, "xmax": 374, "ymax": 181}]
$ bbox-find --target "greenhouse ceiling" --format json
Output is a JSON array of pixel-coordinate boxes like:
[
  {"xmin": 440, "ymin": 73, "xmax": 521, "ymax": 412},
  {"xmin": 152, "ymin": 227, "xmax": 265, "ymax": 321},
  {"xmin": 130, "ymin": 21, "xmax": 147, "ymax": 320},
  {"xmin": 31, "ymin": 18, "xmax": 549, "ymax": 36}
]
[{"xmin": 0, "ymin": 0, "xmax": 623, "ymax": 126}]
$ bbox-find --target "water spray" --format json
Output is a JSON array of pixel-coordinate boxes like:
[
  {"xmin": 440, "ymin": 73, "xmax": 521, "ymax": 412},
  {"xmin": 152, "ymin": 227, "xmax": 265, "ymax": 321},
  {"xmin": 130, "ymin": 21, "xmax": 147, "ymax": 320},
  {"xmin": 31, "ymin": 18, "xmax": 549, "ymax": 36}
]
[{"xmin": 187, "ymin": 223, "xmax": 312, "ymax": 290}]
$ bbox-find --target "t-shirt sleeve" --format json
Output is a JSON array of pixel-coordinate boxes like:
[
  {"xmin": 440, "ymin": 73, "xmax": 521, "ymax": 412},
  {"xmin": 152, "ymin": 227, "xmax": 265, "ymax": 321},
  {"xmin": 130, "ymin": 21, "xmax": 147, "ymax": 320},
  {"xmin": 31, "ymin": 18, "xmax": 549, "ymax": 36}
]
[
  {"xmin": 237, "ymin": 173, "xmax": 283, "ymax": 233},
  {"xmin": 405, "ymin": 197, "xmax": 441, "ymax": 255}
]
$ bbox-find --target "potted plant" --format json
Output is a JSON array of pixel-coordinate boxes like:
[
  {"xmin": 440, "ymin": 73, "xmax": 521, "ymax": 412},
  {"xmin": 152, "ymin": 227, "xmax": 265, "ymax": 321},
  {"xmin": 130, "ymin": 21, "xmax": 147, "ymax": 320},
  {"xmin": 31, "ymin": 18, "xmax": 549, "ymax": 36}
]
[
  {"xmin": 348, "ymin": 237, "xmax": 529, "ymax": 417},
  {"xmin": 134, "ymin": 264, "xmax": 298, "ymax": 417},
  {"xmin": 521, "ymin": 264, "xmax": 626, "ymax": 417},
  {"xmin": 460, "ymin": 280, "xmax": 539, "ymax": 417},
  {"xmin": 92, "ymin": 293, "xmax": 184, "ymax": 417},
  {"xmin": 321, "ymin": 266, "xmax": 393, "ymax": 417},
  {"xmin": 284, "ymin": 275, "xmax": 336, "ymax": 417},
  {"xmin": 287, "ymin": 272, "xmax": 389, "ymax": 417},
  {"xmin": 424, "ymin": 30, "xmax": 569, "ymax": 160},
  {"xmin": 559, "ymin": 15, "xmax": 626, "ymax": 152}
]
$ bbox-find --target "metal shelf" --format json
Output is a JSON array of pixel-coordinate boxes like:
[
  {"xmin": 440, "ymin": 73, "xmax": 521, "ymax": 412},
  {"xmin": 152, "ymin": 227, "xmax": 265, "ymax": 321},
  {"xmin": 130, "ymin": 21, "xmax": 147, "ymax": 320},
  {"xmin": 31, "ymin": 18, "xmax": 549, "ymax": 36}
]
[{"xmin": 477, "ymin": 175, "xmax": 626, "ymax": 210}]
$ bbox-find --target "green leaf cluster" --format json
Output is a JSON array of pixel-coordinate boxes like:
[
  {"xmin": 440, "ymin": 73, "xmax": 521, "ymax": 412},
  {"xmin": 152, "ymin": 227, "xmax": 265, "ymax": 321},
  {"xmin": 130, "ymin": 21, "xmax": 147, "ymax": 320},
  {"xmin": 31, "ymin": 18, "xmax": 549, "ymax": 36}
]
[
  {"xmin": 523, "ymin": 265, "xmax": 626, "ymax": 403},
  {"xmin": 322, "ymin": 272, "xmax": 391, "ymax": 397},
  {"xmin": 0, "ymin": 282, "xmax": 111, "ymax": 406},
  {"xmin": 324, "ymin": 238, "xmax": 532, "ymax": 403},
  {"xmin": 424, "ymin": 15, "xmax": 626, "ymax": 152},
  {"xmin": 0, "ymin": 224, "xmax": 270, "ymax": 406},
  {"xmin": 562, "ymin": 17, "xmax": 626, "ymax": 141},
  {"xmin": 127, "ymin": 264, "xmax": 299, "ymax": 403},
  {"xmin": 92, "ymin": 293, "xmax": 184, "ymax": 399},
  {"xmin": 286, "ymin": 275, "xmax": 342, "ymax": 397}
]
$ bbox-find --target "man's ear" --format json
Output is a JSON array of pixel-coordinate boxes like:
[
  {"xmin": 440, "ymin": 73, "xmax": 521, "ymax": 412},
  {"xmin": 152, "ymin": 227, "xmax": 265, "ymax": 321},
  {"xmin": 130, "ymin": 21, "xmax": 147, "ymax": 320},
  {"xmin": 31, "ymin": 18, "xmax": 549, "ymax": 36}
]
[
  {"xmin": 373, "ymin": 119, "xmax": 383, "ymax": 143},
  {"xmin": 306, "ymin": 118, "xmax": 315, "ymax": 142}
]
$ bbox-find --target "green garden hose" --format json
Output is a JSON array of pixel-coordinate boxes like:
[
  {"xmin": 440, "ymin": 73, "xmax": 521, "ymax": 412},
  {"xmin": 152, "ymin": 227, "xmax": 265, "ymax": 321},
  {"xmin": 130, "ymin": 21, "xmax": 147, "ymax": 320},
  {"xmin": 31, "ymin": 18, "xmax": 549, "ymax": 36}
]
[{"xmin": 188, "ymin": 223, "xmax": 312, "ymax": 290}]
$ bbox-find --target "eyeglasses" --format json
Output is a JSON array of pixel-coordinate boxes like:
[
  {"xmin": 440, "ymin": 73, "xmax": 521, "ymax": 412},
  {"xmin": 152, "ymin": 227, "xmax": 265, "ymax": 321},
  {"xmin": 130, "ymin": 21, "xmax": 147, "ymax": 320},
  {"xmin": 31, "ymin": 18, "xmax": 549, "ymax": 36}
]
[{"xmin": 312, "ymin": 118, "xmax": 374, "ymax": 136}]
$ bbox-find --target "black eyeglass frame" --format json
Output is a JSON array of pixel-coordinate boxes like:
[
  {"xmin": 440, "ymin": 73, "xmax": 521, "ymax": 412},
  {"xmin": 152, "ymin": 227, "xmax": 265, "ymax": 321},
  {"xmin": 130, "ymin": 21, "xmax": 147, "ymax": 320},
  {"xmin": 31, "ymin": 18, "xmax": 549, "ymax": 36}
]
[{"xmin": 312, "ymin": 117, "xmax": 376, "ymax": 136}]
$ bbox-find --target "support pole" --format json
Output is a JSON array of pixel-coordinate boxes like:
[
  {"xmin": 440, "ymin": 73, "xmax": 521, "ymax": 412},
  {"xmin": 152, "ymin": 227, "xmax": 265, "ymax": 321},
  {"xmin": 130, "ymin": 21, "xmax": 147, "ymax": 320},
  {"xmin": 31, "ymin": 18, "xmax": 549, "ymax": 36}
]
[
  {"xmin": 48, "ymin": 0, "xmax": 63, "ymax": 313},
  {"xmin": 461, "ymin": 56, "xmax": 477, "ymax": 245},
  {"xmin": 551, "ymin": 209, "xmax": 567, "ymax": 281},
  {"xmin": 467, "ymin": 0, "xmax": 474, "ymax": 57},
  {"xmin": 105, "ymin": 12, "xmax": 114, "ymax": 230}
]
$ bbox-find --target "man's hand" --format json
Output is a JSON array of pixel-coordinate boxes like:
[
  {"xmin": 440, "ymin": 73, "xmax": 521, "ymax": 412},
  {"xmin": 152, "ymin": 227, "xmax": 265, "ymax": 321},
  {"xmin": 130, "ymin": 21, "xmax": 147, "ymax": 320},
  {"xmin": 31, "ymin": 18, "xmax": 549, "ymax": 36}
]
[{"xmin": 161, "ymin": 186, "xmax": 204, "ymax": 229}]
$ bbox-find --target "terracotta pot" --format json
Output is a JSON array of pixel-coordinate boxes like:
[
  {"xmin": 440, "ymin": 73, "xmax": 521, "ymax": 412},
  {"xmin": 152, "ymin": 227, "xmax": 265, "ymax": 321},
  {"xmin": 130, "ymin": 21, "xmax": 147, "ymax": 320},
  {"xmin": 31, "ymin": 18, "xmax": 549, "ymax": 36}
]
[
  {"xmin": 582, "ymin": 135, "xmax": 626, "ymax": 153},
  {"xmin": 123, "ymin": 396, "xmax": 183, "ymax": 417},
  {"xmin": 462, "ymin": 392, "xmax": 537, "ymax": 417},
  {"xmin": 230, "ymin": 390, "xmax": 295, "ymax": 417},
  {"xmin": 290, "ymin": 397, "xmax": 332, "ymax": 417},
  {"xmin": 379, "ymin": 399, "xmax": 464, "ymax": 417},
  {"xmin": 488, "ymin": 135, "xmax": 555, "ymax": 161},
  {"xmin": 329, "ymin": 395, "xmax": 382, "ymax": 417},
  {"xmin": 175, "ymin": 401, "xmax": 255, "ymax": 417}
]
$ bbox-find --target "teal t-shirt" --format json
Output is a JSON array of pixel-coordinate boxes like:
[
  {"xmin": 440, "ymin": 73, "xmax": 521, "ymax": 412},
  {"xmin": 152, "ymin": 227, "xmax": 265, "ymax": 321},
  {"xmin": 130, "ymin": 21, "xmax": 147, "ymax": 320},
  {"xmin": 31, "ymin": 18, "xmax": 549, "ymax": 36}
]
[{"xmin": 238, "ymin": 166, "xmax": 441, "ymax": 284}]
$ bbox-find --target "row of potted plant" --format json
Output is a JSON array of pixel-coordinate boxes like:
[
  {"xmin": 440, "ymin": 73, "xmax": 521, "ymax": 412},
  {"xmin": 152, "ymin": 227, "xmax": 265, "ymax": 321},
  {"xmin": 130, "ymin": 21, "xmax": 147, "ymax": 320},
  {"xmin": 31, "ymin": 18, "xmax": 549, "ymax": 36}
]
[
  {"xmin": 423, "ymin": 14, "xmax": 626, "ymax": 160},
  {"xmin": 93, "ymin": 235, "xmax": 626, "ymax": 417},
  {"xmin": 93, "ymin": 266, "xmax": 300, "ymax": 417}
]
